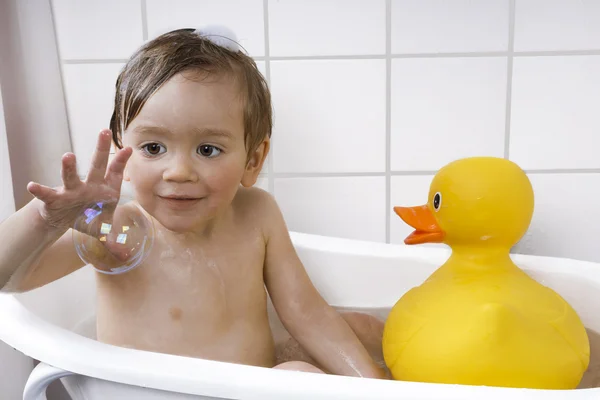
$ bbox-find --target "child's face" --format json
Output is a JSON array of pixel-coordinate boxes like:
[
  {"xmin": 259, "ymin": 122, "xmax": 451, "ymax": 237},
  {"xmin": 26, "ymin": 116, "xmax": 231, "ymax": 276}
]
[{"xmin": 121, "ymin": 71, "xmax": 267, "ymax": 233}]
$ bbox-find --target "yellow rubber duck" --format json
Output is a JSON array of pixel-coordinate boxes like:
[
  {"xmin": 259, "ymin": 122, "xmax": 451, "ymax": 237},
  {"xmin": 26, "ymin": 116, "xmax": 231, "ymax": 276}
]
[{"xmin": 382, "ymin": 157, "xmax": 590, "ymax": 389}]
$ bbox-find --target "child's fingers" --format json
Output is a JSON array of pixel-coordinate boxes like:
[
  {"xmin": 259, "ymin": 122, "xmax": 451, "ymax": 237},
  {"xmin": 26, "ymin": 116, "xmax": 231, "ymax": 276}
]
[
  {"xmin": 27, "ymin": 181, "xmax": 58, "ymax": 203},
  {"xmin": 61, "ymin": 153, "xmax": 81, "ymax": 190},
  {"xmin": 105, "ymin": 234, "xmax": 131, "ymax": 262},
  {"xmin": 105, "ymin": 147, "xmax": 132, "ymax": 191},
  {"xmin": 86, "ymin": 130, "xmax": 113, "ymax": 183}
]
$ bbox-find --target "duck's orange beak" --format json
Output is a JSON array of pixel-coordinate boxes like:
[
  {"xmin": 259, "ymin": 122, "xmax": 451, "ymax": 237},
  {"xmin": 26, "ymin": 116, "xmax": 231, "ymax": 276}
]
[{"xmin": 394, "ymin": 205, "xmax": 444, "ymax": 245}]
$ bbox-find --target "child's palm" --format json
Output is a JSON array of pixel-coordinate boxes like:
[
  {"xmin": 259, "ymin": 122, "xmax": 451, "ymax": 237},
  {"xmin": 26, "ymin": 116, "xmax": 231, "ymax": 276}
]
[{"xmin": 27, "ymin": 130, "xmax": 132, "ymax": 230}]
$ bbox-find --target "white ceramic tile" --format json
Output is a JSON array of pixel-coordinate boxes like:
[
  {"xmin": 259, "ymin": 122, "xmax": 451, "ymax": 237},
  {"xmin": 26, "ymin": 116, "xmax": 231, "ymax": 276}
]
[
  {"xmin": 510, "ymin": 56, "xmax": 600, "ymax": 170},
  {"xmin": 514, "ymin": 0, "xmax": 600, "ymax": 51},
  {"xmin": 391, "ymin": 0, "xmax": 509, "ymax": 54},
  {"xmin": 268, "ymin": 0, "xmax": 385, "ymax": 56},
  {"xmin": 274, "ymin": 177, "xmax": 386, "ymax": 242},
  {"xmin": 146, "ymin": 0, "xmax": 265, "ymax": 56},
  {"xmin": 270, "ymin": 60, "xmax": 386, "ymax": 173},
  {"xmin": 391, "ymin": 57, "xmax": 507, "ymax": 171},
  {"xmin": 512, "ymin": 174, "xmax": 600, "ymax": 263},
  {"xmin": 52, "ymin": 0, "xmax": 143, "ymax": 59},
  {"xmin": 62, "ymin": 63, "xmax": 124, "ymax": 176},
  {"xmin": 389, "ymin": 175, "xmax": 445, "ymax": 249}
]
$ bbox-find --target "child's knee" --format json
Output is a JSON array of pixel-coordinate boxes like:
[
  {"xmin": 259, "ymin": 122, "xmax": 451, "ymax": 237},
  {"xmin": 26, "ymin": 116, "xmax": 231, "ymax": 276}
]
[
  {"xmin": 274, "ymin": 335, "xmax": 317, "ymax": 365},
  {"xmin": 273, "ymin": 361, "xmax": 325, "ymax": 374}
]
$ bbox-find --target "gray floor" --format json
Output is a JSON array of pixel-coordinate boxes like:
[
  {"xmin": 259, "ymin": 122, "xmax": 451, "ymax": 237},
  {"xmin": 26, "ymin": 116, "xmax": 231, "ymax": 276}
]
[
  {"xmin": 31, "ymin": 360, "xmax": 71, "ymax": 400},
  {"xmin": 47, "ymin": 380, "xmax": 70, "ymax": 400}
]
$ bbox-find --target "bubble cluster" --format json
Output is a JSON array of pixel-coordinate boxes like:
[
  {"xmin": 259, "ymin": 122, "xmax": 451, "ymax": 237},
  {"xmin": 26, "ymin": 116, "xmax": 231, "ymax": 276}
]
[{"xmin": 73, "ymin": 200, "xmax": 154, "ymax": 274}]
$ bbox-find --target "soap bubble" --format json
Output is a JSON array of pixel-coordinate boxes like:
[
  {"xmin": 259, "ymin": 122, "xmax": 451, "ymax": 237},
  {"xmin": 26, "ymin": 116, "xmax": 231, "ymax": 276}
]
[{"xmin": 73, "ymin": 199, "xmax": 155, "ymax": 274}]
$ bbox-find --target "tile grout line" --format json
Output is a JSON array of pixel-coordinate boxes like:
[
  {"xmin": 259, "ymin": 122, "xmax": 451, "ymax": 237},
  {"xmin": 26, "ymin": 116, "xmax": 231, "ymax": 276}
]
[
  {"xmin": 515, "ymin": 49, "xmax": 600, "ymax": 56},
  {"xmin": 141, "ymin": 0, "xmax": 148, "ymax": 41},
  {"xmin": 524, "ymin": 168, "xmax": 600, "ymax": 174},
  {"xmin": 503, "ymin": 0, "xmax": 516, "ymax": 159},
  {"xmin": 265, "ymin": 169, "xmax": 600, "ymax": 179},
  {"xmin": 273, "ymin": 172, "xmax": 388, "ymax": 178},
  {"xmin": 385, "ymin": 0, "xmax": 392, "ymax": 244},
  {"xmin": 263, "ymin": 0, "xmax": 274, "ymax": 195},
  {"xmin": 60, "ymin": 50, "xmax": 600, "ymax": 65}
]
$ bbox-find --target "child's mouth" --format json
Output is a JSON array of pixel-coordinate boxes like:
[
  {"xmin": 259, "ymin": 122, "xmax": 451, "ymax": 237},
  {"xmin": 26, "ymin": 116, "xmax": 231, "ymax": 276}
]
[{"xmin": 158, "ymin": 195, "xmax": 203, "ymax": 208}]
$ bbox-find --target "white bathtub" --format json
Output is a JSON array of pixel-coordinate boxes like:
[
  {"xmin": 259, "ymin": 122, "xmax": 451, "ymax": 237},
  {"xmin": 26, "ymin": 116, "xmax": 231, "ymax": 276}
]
[{"xmin": 0, "ymin": 232, "xmax": 599, "ymax": 399}]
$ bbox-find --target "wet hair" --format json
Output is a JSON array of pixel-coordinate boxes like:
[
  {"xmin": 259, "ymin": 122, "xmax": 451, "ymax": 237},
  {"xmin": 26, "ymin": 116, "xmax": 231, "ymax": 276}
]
[{"xmin": 109, "ymin": 28, "xmax": 272, "ymax": 158}]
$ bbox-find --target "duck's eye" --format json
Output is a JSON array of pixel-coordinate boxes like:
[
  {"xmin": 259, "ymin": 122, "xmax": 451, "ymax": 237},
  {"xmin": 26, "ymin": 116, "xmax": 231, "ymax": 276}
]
[{"xmin": 433, "ymin": 192, "xmax": 442, "ymax": 211}]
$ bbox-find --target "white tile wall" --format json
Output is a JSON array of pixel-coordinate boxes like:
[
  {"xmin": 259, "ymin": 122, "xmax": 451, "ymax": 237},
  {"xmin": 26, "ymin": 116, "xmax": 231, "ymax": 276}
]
[
  {"xmin": 513, "ymin": 173, "xmax": 600, "ymax": 262},
  {"xmin": 391, "ymin": 0, "xmax": 510, "ymax": 54},
  {"xmin": 61, "ymin": 63, "xmax": 124, "ymax": 175},
  {"xmin": 270, "ymin": 59, "xmax": 386, "ymax": 173},
  {"xmin": 268, "ymin": 0, "xmax": 386, "ymax": 57},
  {"xmin": 52, "ymin": 0, "xmax": 143, "ymax": 59},
  {"xmin": 514, "ymin": 0, "xmax": 600, "ymax": 51},
  {"xmin": 51, "ymin": 0, "xmax": 600, "ymax": 263},
  {"xmin": 391, "ymin": 57, "xmax": 507, "ymax": 171},
  {"xmin": 275, "ymin": 177, "xmax": 386, "ymax": 242},
  {"xmin": 510, "ymin": 55, "xmax": 600, "ymax": 170}
]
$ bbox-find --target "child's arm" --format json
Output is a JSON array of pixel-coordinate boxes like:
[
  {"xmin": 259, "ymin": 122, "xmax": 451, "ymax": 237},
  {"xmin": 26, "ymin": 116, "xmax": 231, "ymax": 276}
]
[
  {"xmin": 260, "ymin": 191, "xmax": 386, "ymax": 379},
  {"xmin": 0, "ymin": 130, "xmax": 132, "ymax": 292},
  {"xmin": 0, "ymin": 199, "xmax": 85, "ymax": 292}
]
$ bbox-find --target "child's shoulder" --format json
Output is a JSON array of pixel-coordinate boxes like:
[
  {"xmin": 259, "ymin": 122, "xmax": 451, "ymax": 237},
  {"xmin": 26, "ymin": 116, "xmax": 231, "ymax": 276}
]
[
  {"xmin": 231, "ymin": 186, "xmax": 288, "ymax": 240},
  {"xmin": 232, "ymin": 186, "xmax": 280, "ymax": 220}
]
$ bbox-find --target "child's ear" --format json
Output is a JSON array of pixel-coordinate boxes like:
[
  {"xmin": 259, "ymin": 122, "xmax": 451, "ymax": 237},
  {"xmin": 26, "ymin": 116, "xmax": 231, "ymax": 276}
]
[{"xmin": 241, "ymin": 139, "xmax": 270, "ymax": 188}]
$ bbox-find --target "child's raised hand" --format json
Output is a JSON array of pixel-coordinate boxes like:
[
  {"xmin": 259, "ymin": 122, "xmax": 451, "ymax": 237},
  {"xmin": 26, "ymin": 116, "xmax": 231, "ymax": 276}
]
[{"xmin": 27, "ymin": 129, "xmax": 132, "ymax": 230}]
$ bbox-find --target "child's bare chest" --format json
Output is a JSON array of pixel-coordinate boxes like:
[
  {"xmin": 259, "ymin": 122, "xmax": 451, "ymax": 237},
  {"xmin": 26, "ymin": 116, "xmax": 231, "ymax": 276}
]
[
  {"xmin": 94, "ymin": 228, "xmax": 274, "ymax": 364},
  {"xmin": 146, "ymin": 236, "xmax": 266, "ymax": 318}
]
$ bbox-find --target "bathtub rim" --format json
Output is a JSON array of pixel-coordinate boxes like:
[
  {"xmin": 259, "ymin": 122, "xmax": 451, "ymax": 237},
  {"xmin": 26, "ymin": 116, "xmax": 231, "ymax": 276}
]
[{"xmin": 0, "ymin": 231, "xmax": 598, "ymax": 399}]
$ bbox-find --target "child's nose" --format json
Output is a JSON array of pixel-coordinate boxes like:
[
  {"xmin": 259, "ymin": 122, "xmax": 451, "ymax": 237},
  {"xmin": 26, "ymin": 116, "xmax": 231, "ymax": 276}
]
[{"xmin": 163, "ymin": 156, "xmax": 198, "ymax": 183}]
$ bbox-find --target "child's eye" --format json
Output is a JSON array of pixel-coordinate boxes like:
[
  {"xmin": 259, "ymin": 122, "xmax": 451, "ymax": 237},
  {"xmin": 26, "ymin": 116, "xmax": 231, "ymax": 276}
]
[
  {"xmin": 198, "ymin": 145, "xmax": 221, "ymax": 158},
  {"xmin": 142, "ymin": 143, "xmax": 166, "ymax": 156}
]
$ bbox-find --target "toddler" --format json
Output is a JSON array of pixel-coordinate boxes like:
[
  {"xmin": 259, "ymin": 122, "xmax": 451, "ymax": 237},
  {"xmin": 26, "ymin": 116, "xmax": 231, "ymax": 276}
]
[{"xmin": 0, "ymin": 27, "xmax": 386, "ymax": 378}]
